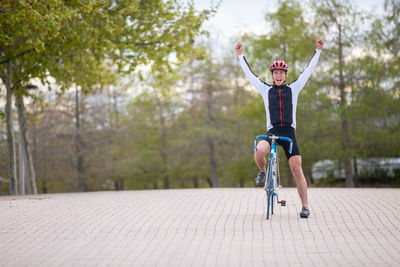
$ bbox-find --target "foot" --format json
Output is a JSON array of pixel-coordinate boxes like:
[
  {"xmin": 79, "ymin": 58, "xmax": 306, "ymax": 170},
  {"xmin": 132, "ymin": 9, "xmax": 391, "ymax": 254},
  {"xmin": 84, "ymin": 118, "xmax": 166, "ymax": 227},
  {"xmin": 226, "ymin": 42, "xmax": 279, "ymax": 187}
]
[
  {"xmin": 255, "ymin": 172, "xmax": 266, "ymax": 187},
  {"xmin": 300, "ymin": 206, "xmax": 310, "ymax": 218}
]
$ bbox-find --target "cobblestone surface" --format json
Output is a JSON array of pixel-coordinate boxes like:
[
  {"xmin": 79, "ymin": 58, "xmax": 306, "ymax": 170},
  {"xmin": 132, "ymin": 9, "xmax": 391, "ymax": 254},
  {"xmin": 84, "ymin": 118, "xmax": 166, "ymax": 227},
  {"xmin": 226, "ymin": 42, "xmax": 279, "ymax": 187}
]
[{"xmin": 0, "ymin": 188, "xmax": 399, "ymax": 266}]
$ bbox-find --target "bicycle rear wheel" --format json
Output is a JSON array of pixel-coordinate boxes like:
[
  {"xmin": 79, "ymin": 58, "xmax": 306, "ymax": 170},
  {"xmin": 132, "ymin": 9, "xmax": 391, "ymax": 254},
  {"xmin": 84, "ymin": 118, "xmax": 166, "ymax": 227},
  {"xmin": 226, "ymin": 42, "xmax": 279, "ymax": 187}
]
[{"xmin": 271, "ymin": 190, "xmax": 274, "ymax": 215}]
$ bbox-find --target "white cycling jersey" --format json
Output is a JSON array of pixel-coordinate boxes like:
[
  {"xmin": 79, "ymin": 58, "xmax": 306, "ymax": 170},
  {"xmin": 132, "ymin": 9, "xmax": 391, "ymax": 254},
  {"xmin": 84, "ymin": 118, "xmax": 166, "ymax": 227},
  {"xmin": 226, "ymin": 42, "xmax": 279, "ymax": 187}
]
[{"xmin": 238, "ymin": 49, "xmax": 321, "ymax": 130}]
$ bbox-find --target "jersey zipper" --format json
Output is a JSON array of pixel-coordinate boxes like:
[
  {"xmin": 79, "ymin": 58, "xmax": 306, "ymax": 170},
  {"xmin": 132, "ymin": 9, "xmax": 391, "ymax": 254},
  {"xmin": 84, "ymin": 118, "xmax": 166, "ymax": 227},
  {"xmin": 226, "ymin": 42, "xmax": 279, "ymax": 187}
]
[{"xmin": 279, "ymin": 86, "xmax": 283, "ymax": 126}]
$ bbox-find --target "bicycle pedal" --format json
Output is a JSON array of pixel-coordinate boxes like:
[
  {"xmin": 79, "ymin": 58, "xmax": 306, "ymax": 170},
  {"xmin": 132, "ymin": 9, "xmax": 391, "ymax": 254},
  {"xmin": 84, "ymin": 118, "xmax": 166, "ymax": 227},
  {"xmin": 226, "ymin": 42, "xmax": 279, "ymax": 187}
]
[{"xmin": 281, "ymin": 200, "xmax": 286, "ymax": 206}]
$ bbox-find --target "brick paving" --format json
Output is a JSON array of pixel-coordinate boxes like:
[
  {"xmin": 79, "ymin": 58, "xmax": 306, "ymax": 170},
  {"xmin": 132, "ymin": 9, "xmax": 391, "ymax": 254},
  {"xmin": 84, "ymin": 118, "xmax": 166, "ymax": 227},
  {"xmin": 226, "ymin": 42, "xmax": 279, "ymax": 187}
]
[{"xmin": 0, "ymin": 188, "xmax": 399, "ymax": 267}]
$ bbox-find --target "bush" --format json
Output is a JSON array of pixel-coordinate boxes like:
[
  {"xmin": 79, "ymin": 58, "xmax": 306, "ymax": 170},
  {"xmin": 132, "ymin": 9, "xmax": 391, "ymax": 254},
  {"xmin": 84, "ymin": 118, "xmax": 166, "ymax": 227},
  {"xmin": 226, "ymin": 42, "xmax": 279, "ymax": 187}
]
[
  {"xmin": 358, "ymin": 168, "xmax": 396, "ymax": 187},
  {"xmin": 393, "ymin": 168, "xmax": 400, "ymax": 186}
]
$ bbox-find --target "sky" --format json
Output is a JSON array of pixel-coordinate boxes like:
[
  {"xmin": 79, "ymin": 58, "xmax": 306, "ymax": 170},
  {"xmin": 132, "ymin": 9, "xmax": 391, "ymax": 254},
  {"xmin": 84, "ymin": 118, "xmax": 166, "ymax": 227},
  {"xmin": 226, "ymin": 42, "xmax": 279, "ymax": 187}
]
[{"xmin": 193, "ymin": 0, "xmax": 386, "ymax": 48}]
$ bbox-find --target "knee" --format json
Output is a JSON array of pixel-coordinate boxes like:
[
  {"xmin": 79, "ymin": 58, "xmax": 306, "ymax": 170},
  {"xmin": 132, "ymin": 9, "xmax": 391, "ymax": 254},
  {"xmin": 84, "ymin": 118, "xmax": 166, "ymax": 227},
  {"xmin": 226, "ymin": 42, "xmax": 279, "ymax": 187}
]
[
  {"xmin": 254, "ymin": 149, "xmax": 265, "ymax": 159},
  {"xmin": 289, "ymin": 157, "xmax": 303, "ymax": 178},
  {"xmin": 291, "ymin": 165, "xmax": 303, "ymax": 178},
  {"xmin": 255, "ymin": 141, "xmax": 269, "ymax": 156}
]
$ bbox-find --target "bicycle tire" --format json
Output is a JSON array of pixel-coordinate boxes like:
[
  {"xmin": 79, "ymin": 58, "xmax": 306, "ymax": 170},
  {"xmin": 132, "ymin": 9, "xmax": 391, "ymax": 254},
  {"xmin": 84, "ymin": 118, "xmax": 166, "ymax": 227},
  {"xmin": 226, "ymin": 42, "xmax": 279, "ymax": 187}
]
[
  {"xmin": 271, "ymin": 161, "xmax": 277, "ymax": 215},
  {"xmin": 266, "ymin": 164, "xmax": 274, "ymax": 220}
]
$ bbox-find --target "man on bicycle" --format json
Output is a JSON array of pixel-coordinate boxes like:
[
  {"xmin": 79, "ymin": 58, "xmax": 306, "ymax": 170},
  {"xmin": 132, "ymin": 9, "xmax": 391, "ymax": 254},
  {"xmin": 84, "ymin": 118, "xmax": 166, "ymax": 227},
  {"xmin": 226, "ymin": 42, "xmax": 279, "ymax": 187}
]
[{"xmin": 235, "ymin": 39, "xmax": 324, "ymax": 218}]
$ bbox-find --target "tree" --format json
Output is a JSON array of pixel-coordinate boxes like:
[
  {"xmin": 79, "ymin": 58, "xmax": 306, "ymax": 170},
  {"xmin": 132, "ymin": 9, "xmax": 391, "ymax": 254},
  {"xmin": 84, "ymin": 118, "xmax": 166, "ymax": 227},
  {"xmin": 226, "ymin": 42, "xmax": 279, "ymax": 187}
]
[
  {"xmin": 347, "ymin": 0, "xmax": 400, "ymax": 165},
  {"xmin": 0, "ymin": 1, "xmax": 75, "ymax": 193},
  {"xmin": 15, "ymin": 85, "xmax": 38, "ymax": 194},
  {"xmin": 217, "ymin": 44, "xmax": 259, "ymax": 187},
  {"xmin": 139, "ymin": 70, "xmax": 182, "ymax": 189},
  {"xmin": 0, "ymin": 0, "xmax": 214, "ymax": 194},
  {"xmin": 313, "ymin": 0, "xmax": 368, "ymax": 187},
  {"xmin": 243, "ymin": 0, "xmax": 314, "ymax": 79}
]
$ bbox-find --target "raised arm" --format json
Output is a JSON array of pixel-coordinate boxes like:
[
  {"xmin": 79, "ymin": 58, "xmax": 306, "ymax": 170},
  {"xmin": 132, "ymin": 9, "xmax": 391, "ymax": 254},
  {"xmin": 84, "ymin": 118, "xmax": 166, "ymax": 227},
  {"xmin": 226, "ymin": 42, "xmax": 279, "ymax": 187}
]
[
  {"xmin": 236, "ymin": 42, "xmax": 268, "ymax": 93},
  {"xmin": 290, "ymin": 39, "xmax": 324, "ymax": 92}
]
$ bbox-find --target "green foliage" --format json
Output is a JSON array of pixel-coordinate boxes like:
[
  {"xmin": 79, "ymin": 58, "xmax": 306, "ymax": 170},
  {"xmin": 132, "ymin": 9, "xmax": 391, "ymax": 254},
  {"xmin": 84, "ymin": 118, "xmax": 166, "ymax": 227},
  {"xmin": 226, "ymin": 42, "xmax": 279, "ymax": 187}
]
[
  {"xmin": 243, "ymin": 0, "xmax": 314, "ymax": 80},
  {"xmin": 1, "ymin": 0, "xmax": 399, "ymax": 191},
  {"xmin": 0, "ymin": 0, "xmax": 215, "ymax": 92}
]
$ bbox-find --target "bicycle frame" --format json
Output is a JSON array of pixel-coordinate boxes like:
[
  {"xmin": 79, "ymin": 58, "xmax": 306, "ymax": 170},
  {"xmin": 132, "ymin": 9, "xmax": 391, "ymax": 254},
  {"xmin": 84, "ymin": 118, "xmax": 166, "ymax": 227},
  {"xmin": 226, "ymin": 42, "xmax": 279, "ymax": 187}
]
[{"xmin": 254, "ymin": 135, "xmax": 293, "ymax": 220}]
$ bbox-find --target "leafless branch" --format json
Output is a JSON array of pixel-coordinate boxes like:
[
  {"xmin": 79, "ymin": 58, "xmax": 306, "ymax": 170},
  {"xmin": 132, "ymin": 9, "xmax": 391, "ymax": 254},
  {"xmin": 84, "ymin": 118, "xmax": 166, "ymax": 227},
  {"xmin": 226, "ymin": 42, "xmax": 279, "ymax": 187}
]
[
  {"xmin": 135, "ymin": 41, "xmax": 160, "ymax": 47},
  {"xmin": 11, "ymin": 63, "xmax": 40, "ymax": 90},
  {"xmin": 0, "ymin": 48, "xmax": 34, "ymax": 65},
  {"xmin": 0, "ymin": 8, "xmax": 19, "ymax": 13}
]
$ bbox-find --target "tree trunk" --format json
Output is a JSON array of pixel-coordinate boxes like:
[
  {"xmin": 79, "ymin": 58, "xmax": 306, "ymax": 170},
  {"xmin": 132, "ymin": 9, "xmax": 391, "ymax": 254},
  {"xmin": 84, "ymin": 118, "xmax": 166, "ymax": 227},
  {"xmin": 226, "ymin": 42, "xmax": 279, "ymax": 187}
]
[
  {"xmin": 234, "ymin": 77, "xmax": 246, "ymax": 188},
  {"xmin": 305, "ymin": 169, "xmax": 314, "ymax": 186},
  {"xmin": 206, "ymin": 133, "xmax": 218, "ymax": 187},
  {"xmin": 159, "ymin": 100, "xmax": 169, "ymax": 189},
  {"xmin": 206, "ymin": 178, "xmax": 213, "ymax": 187},
  {"xmin": 4, "ymin": 61, "xmax": 17, "ymax": 195},
  {"xmin": 114, "ymin": 179, "xmax": 124, "ymax": 191},
  {"xmin": 338, "ymin": 23, "xmax": 354, "ymax": 188},
  {"xmin": 19, "ymin": 132, "xmax": 25, "ymax": 195},
  {"xmin": 75, "ymin": 87, "xmax": 86, "ymax": 192},
  {"xmin": 15, "ymin": 94, "xmax": 37, "ymax": 194},
  {"xmin": 206, "ymin": 59, "xmax": 218, "ymax": 188},
  {"xmin": 353, "ymin": 157, "xmax": 359, "ymax": 187},
  {"xmin": 42, "ymin": 181, "xmax": 48, "ymax": 194},
  {"xmin": 163, "ymin": 176, "xmax": 169, "ymax": 189},
  {"xmin": 193, "ymin": 176, "xmax": 199, "ymax": 188},
  {"xmin": 206, "ymin": 87, "xmax": 218, "ymax": 187},
  {"xmin": 109, "ymin": 88, "xmax": 124, "ymax": 191},
  {"xmin": 40, "ymin": 137, "xmax": 49, "ymax": 194},
  {"xmin": 31, "ymin": 95, "xmax": 42, "ymax": 193}
]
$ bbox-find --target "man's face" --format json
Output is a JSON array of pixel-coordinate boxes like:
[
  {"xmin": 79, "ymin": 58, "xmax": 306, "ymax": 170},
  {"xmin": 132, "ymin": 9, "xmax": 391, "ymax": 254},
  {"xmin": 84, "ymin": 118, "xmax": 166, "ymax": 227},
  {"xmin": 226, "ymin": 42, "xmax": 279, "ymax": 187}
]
[{"xmin": 272, "ymin": 70, "xmax": 286, "ymax": 86}]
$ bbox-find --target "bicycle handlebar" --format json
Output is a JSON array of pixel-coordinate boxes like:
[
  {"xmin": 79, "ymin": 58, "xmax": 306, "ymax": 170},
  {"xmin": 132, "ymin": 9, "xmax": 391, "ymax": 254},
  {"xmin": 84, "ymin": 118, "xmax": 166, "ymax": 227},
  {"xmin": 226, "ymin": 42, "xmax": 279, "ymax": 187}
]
[{"xmin": 253, "ymin": 135, "xmax": 293, "ymax": 154}]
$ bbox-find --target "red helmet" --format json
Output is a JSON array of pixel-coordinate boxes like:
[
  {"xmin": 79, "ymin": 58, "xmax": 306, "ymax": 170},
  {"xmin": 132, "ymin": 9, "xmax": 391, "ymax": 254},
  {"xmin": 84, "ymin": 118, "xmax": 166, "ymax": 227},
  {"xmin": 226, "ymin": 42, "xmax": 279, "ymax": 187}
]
[{"xmin": 270, "ymin": 60, "xmax": 288, "ymax": 72}]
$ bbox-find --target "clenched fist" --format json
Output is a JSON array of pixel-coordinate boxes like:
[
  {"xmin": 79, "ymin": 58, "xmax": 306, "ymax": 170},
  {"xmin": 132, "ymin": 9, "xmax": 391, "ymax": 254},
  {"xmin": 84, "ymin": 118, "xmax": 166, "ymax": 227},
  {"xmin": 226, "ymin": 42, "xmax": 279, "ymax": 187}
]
[
  {"xmin": 235, "ymin": 42, "xmax": 244, "ymax": 55},
  {"xmin": 316, "ymin": 39, "xmax": 324, "ymax": 50}
]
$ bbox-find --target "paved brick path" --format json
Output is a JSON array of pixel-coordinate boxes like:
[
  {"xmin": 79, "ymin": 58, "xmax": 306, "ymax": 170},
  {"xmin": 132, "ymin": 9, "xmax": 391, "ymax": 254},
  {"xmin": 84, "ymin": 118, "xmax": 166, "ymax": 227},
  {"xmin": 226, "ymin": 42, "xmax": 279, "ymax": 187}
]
[{"xmin": 0, "ymin": 188, "xmax": 399, "ymax": 266}]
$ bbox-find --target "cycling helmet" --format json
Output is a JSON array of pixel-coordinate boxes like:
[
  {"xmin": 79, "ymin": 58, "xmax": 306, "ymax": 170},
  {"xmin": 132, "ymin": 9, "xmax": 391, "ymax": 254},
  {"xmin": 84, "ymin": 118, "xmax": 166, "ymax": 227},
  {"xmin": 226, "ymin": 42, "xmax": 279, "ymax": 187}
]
[{"xmin": 269, "ymin": 60, "xmax": 288, "ymax": 72}]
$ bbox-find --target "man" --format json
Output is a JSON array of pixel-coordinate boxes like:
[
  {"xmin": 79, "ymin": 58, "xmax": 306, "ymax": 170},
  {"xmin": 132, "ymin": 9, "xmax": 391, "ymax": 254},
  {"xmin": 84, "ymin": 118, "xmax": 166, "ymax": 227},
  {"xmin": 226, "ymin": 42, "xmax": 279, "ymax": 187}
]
[{"xmin": 235, "ymin": 39, "xmax": 324, "ymax": 218}]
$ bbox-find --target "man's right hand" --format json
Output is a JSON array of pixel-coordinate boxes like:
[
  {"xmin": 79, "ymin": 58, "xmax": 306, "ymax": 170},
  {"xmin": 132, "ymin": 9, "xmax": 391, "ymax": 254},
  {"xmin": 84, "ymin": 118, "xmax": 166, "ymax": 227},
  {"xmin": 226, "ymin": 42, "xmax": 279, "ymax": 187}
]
[
  {"xmin": 235, "ymin": 42, "xmax": 244, "ymax": 55},
  {"xmin": 316, "ymin": 38, "xmax": 324, "ymax": 50}
]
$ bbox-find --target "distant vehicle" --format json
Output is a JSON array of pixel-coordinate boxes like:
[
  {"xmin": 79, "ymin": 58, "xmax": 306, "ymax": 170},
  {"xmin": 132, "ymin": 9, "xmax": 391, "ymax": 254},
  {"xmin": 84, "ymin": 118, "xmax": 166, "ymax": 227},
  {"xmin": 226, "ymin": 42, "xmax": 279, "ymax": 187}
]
[{"xmin": 312, "ymin": 158, "xmax": 400, "ymax": 179}]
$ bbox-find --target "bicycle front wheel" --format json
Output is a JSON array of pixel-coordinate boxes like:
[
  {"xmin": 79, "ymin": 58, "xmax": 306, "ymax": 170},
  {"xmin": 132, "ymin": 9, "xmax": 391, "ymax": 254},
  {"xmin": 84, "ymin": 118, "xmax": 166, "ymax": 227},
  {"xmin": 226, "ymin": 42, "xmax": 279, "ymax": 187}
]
[{"xmin": 266, "ymin": 171, "xmax": 274, "ymax": 220}]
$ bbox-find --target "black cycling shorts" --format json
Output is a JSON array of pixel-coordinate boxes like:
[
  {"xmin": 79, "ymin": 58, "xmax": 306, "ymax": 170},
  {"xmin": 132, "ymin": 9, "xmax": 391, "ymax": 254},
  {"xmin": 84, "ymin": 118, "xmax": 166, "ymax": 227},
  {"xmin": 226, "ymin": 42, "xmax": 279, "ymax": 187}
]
[{"xmin": 263, "ymin": 126, "xmax": 300, "ymax": 160}]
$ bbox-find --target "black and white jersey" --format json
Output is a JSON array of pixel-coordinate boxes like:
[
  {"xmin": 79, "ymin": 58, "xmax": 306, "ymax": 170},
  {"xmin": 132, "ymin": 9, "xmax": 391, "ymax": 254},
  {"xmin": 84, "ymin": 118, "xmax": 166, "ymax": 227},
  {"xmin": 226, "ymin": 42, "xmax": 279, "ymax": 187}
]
[{"xmin": 238, "ymin": 50, "xmax": 321, "ymax": 130}]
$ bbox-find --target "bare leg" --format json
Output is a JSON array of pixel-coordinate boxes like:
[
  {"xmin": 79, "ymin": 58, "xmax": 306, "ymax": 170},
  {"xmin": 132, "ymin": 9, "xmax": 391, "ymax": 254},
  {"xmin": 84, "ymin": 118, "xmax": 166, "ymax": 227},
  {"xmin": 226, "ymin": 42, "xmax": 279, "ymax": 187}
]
[
  {"xmin": 254, "ymin": 140, "xmax": 270, "ymax": 172},
  {"xmin": 288, "ymin": 155, "xmax": 308, "ymax": 207}
]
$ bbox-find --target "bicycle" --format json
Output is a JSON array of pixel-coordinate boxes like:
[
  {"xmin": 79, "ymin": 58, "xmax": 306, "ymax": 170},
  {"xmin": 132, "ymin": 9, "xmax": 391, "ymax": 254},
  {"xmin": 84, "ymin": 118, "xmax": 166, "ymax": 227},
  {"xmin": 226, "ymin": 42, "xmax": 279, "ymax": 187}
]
[{"xmin": 253, "ymin": 135, "xmax": 293, "ymax": 220}]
